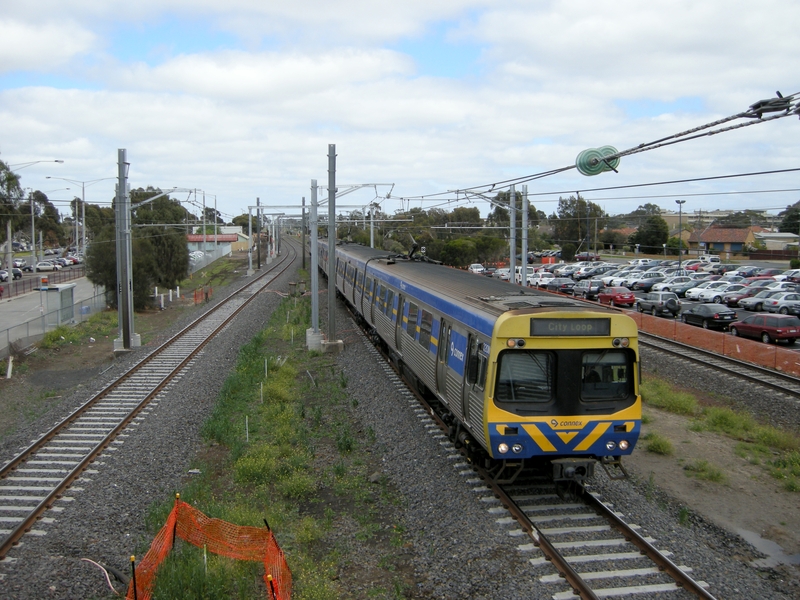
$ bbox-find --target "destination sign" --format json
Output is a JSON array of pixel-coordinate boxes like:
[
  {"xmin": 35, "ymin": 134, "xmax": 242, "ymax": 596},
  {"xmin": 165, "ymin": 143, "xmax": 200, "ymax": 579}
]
[{"xmin": 530, "ymin": 318, "xmax": 610, "ymax": 337}]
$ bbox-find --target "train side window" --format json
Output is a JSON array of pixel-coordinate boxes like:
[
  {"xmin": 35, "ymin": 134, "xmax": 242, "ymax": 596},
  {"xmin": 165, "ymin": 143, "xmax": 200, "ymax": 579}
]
[
  {"xmin": 581, "ymin": 350, "xmax": 632, "ymax": 401},
  {"xmin": 376, "ymin": 284, "xmax": 386, "ymax": 312},
  {"xmin": 419, "ymin": 310, "xmax": 433, "ymax": 350},
  {"xmin": 494, "ymin": 351, "xmax": 554, "ymax": 403},
  {"xmin": 365, "ymin": 277, "xmax": 372, "ymax": 301},
  {"xmin": 385, "ymin": 289, "xmax": 395, "ymax": 318},
  {"xmin": 406, "ymin": 302, "xmax": 419, "ymax": 339}
]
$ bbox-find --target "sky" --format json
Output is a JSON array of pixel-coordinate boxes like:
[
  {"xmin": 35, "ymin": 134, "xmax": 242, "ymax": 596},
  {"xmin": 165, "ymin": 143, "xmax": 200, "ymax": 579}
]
[{"xmin": 1, "ymin": 0, "xmax": 798, "ymax": 224}]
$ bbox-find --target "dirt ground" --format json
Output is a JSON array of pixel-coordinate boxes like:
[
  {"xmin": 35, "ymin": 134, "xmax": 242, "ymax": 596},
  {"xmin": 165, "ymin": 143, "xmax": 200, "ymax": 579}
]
[
  {"xmin": 629, "ymin": 402, "xmax": 800, "ymax": 567},
  {"xmin": 2, "ymin": 284, "xmax": 799, "ymax": 583}
]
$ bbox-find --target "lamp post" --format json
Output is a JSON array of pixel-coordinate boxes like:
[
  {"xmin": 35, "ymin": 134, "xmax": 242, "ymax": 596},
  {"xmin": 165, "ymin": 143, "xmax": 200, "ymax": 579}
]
[
  {"xmin": 46, "ymin": 176, "xmax": 116, "ymax": 257},
  {"xmin": 676, "ymin": 200, "xmax": 686, "ymax": 268},
  {"xmin": 9, "ymin": 159, "xmax": 64, "ymax": 170},
  {"xmin": 27, "ymin": 187, "xmax": 70, "ymax": 264}
]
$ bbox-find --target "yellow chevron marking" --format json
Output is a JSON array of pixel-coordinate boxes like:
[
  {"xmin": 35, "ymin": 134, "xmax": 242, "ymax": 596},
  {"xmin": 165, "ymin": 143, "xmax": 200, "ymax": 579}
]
[
  {"xmin": 556, "ymin": 431, "xmax": 579, "ymax": 444},
  {"xmin": 574, "ymin": 422, "xmax": 611, "ymax": 451},
  {"xmin": 521, "ymin": 424, "xmax": 557, "ymax": 452}
]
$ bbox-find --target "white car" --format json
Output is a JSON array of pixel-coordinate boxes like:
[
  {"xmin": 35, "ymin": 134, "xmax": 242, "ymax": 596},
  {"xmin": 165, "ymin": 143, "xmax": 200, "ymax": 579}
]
[
  {"xmin": 697, "ymin": 283, "xmax": 744, "ymax": 303},
  {"xmin": 684, "ymin": 280, "xmax": 728, "ymax": 301},
  {"xmin": 762, "ymin": 280, "xmax": 799, "ymax": 292},
  {"xmin": 468, "ymin": 263, "xmax": 485, "ymax": 274},
  {"xmin": 514, "ymin": 265, "xmax": 535, "ymax": 284},
  {"xmin": 528, "ymin": 272, "xmax": 555, "ymax": 288},
  {"xmin": 651, "ymin": 276, "xmax": 692, "ymax": 292},
  {"xmin": 35, "ymin": 261, "xmax": 62, "ymax": 272},
  {"xmin": 494, "ymin": 268, "xmax": 510, "ymax": 281}
]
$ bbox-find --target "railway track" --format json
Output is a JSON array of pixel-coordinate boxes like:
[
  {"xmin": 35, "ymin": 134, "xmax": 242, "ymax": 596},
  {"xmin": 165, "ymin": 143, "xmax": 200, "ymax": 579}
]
[
  {"xmin": 639, "ymin": 331, "xmax": 800, "ymax": 398},
  {"xmin": 353, "ymin": 320, "xmax": 715, "ymax": 599},
  {"xmin": 0, "ymin": 245, "xmax": 297, "ymax": 561}
]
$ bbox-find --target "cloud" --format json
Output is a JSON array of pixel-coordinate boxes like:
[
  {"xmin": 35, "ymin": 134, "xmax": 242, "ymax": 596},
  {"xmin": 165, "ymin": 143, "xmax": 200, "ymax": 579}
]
[{"xmin": 0, "ymin": 19, "xmax": 96, "ymax": 73}]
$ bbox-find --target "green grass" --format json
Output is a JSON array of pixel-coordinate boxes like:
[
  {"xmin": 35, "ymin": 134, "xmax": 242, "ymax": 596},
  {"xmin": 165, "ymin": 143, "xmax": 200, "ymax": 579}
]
[
  {"xmin": 40, "ymin": 310, "xmax": 118, "ymax": 349},
  {"xmin": 640, "ymin": 379, "xmax": 699, "ymax": 415},
  {"xmin": 643, "ymin": 432, "xmax": 673, "ymax": 455},
  {"xmin": 683, "ymin": 459, "xmax": 727, "ymax": 484},
  {"xmin": 143, "ymin": 291, "xmax": 410, "ymax": 598}
]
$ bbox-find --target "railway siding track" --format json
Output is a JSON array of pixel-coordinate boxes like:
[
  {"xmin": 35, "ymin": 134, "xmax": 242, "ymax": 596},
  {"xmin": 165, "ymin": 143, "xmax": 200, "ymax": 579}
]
[{"xmin": 0, "ymin": 246, "xmax": 296, "ymax": 561}]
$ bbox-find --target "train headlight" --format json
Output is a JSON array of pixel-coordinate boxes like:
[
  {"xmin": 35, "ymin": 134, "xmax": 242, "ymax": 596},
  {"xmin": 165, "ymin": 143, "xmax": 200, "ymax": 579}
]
[
  {"xmin": 605, "ymin": 440, "xmax": 617, "ymax": 450},
  {"xmin": 512, "ymin": 444, "xmax": 523, "ymax": 454},
  {"xmin": 506, "ymin": 339, "xmax": 526, "ymax": 348},
  {"xmin": 619, "ymin": 440, "xmax": 629, "ymax": 451},
  {"xmin": 612, "ymin": 337, "xmax": 630, "ymax": 348},
  {"xmin": 498, "ymin": 443, "xmax": 510, "ymax": 454}
]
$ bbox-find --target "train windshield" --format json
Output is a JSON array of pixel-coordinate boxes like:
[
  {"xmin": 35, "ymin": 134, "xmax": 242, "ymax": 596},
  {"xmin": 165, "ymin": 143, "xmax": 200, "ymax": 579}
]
[
  {"xmin": 494, "ymin": 351, "xmax": 554, "ymax": 403},
  {"xmin": 581, "ymin": 350, "xmax": 631, "ymax": 401}
]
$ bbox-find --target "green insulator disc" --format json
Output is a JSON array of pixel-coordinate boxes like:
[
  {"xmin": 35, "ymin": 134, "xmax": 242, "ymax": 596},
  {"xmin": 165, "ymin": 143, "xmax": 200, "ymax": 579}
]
[
  {"xmin": 598, "ymin": 146, "xmax": 620, "ymax": 171},
  {"xmin": 576, "ymin": 148, "xmax": 606, "ymax": 176}
]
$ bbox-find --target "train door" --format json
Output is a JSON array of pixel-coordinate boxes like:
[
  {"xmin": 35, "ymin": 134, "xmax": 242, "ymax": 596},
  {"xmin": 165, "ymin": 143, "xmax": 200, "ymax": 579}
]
[
  {"xmin": 436, "ymin": 319, "xmax": 451, "ymax": 397},
  {"xmin": 395, "ymin": 294, "xmax": 404, "ymax": 350},
  {"xmin": 461, "ymin": 335, "xmax": 477, "ymax": 425}
]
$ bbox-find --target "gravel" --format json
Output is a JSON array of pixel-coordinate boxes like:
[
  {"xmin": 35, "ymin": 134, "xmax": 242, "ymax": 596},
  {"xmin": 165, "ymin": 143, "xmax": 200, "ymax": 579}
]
[{"xmin": 1, "ymin": 251, "xmax": 797, "ymax": 598}]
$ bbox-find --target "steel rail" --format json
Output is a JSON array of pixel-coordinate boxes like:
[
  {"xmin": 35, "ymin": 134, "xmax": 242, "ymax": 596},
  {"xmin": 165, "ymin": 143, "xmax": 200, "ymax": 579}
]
[{"xmin": 0, "ymin": 244, "xmax": 298, "ymax": 559}]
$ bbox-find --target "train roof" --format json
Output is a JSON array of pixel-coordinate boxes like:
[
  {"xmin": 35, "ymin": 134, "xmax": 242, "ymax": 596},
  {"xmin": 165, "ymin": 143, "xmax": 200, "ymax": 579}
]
[{"xmin": 328, "ymin": 242, "xmax": 598, "ymax": 318}]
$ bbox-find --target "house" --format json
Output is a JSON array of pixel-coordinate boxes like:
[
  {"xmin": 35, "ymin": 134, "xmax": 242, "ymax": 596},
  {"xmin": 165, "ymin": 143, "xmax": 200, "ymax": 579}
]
[
  {"xmin": 753, "ymin": 231, "xmax": 800, "ymax": 250},
  {"xmin": 687, "ymin": 227, "xmax": 756, "ymax": 257}
]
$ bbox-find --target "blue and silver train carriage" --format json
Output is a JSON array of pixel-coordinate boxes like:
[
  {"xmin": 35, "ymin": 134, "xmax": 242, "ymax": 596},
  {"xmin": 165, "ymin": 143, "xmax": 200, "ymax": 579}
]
[{"xmin": 318, "ymin": 240, "xmax": 641, "ymax": 483}]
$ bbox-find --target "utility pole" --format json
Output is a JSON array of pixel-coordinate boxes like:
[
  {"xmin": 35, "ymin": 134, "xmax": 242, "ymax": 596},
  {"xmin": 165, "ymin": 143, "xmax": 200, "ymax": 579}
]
[
  {"xmin": 114, "ymin": 148, "xmax": 140, "ymax": 352},
  {"xmin": 522, "ymin": 185, "xmax": 528, "ymax": 278},
  {"xmin": 301, "ymin": 196, "xmax": 306, "ymax": 270},
  {"xmin": 328, "ymin": 144, "xmax": 337, "ymax": 345},
  {"xmin": 256, "ymin": 197, "xmax": 261, "ymax": 269},
  {"xmin": 509, "ymin": 185, "xmax": 516, "ymax": 283}
]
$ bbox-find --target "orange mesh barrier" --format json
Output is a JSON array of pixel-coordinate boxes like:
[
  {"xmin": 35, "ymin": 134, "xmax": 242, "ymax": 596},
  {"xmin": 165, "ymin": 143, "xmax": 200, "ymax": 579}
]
[{"xmin": 126, "ymin": 497, "xmax": 291, "ymax": 600}]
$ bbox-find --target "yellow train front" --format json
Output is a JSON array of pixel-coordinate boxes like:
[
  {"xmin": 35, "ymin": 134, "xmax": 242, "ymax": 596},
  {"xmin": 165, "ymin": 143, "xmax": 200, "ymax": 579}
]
[
  {"xmin": 482, "ymin": 310, "xmax": 640, "ymax": 482},
  {"xmin": 319, "ymin": 241, "xmax": 640, "ymax": 484}
]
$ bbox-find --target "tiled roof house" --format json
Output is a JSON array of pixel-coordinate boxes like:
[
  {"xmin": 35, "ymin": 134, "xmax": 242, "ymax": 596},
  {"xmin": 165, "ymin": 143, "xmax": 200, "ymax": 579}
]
[{"xmin": 687, "ymin": 227, "xmax": 755, "ymax": 255}]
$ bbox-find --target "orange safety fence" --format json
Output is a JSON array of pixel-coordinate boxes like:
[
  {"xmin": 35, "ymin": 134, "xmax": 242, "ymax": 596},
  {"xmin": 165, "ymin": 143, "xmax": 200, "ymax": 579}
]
[
  {"xmin": 636, "ymin": 312, "xmax": 800, "ymax": 377},
  {"xmin": 126, "ymin": 496, "xmax": 291, "ymax": 600},
  {"xmin": 193, "ymin": 286, "xmax": 213, "ymax": 304}
]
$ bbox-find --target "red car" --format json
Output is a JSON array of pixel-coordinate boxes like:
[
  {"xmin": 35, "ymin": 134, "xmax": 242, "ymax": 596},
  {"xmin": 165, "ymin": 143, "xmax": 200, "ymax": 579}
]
[
  {"xmin": 730, "ymin": 314, "xmax": 800, "ymax": 344},
  {"xmin": 598, "ymin": 286, "xmax": 636, "ymax": 307}
]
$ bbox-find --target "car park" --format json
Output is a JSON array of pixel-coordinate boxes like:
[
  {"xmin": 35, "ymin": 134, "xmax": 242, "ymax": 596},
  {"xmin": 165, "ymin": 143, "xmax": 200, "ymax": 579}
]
[
  {"xmin": 544, "ymin": 277, "xmax": 576, "ymax": 294},
  {"xmin": 738, "ymin": 290, "xmax": 785, "ymax": 312},
  {"xmin": 730, "ymin": 314, "xmax": 800, "ymax": 344},
  {"xmin": 680, "ymin": 304, "xmax": 737, "ymax": 330},
  {"xmin": 597, "ymin": 286, "xmax": 636, "ymax": 307},
  {"xmin": 571, "ymin": 278, "xmax": 605, "ymax": 300},
  {"xmin": 636, "ymin": 292, "xmax": 681, "ymax": 317}
]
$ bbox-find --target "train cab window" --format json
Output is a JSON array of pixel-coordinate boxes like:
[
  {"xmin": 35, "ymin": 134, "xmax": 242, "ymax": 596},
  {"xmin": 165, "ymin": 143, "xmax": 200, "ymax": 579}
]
[
  {"xmin": 581, "ymin": 350, "xmax": 632, "ymax": 401},
  {"xmin": 494, "ymin": 351, "xmax": 554, "ymax": 403},
  {"xmin": 406, "ymin": 302, "xmax": 419, "ymax": 339},
  {"xmin": 419, "ymin": 310, "xmax": 433, "ymax": 350},
  {"xmin": 385, "ymin": 290, "xmax": 395, "ymax": 318}
]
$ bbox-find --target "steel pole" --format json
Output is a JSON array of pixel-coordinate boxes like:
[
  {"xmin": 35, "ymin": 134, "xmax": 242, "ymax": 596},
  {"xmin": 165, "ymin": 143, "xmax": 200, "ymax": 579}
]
[{"xmin": 328, "ymin": 144, "xmax": 336, "ymax": 343}]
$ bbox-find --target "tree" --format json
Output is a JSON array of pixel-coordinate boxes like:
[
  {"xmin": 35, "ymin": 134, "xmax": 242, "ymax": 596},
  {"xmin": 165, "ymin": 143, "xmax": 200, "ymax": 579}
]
[
  {"xmin": 0, "ymin": 157, "xmax": 23, "ymax": 241},
  {"xmin": 630, "ymin": 215, "xmax": 669, "ymax": 253},
  {"xmin": 778, "ymin": 203, "xmax": 800, "ymax": 234},
  {"xmin": 551, "ymin": 196, "xmax": 605, "ymax": 249}
]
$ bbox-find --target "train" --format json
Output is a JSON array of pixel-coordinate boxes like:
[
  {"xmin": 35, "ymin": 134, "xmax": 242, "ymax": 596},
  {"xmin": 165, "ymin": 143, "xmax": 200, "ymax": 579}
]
[{"xmin": 317, "ymin": 240, "xmax": 641, "ymax": 483}]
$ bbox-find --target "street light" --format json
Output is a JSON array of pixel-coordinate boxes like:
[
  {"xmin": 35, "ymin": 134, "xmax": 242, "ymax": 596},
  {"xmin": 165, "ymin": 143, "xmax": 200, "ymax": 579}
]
[
  {"xmin": 676, "ymin": 200, "xmax": 686, "ymax": 268},
  {"xmin": 46, "ymin": 176, "xmax": 115, "ymax": 257},
  {"xmin": 27, "ymin": 187, "xmax": 70, "ymax": 263},
  {"xmin": 9, "ymin": 159, "xmax": 64, "ymax": 170}
]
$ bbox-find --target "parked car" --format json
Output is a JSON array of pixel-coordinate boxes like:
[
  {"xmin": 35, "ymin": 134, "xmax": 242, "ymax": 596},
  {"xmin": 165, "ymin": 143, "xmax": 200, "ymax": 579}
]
[
  {"xmin": 12, "ymin": 258, "xmax": 26, "ymax": 268},
  {"xmin": 597, "ymin": 286, "xmax": 636, "ymax": 307},
  {"xmin": 684, "ymin": 280, "xmax": 729, "ymax": 301},
  {"xmin": 528, "ymin": 272, "xmax": 555, "ymax": 288},
  {"xmin": 697, "ymin": 283, "xmax": 745, "ymax": 304},
  {"xmin": 680, "ymin": 304, "xmax": 737, "ymax": 330},
  {"xmin": 574, "ymin": 252, "xmax": 601, "ymax": 261},
  {"xmin": 35, "ymin": 261, "xmax": 61, "ymax": 272},
  {"xmin": 755, "ymin": 268, "xmax": 784, "ymax": 278},
  {"xmin": 762, "ymin": 292, "xmax": 800, "ymax": 314},
  {"xmin": 724, "ymin": 285, "xmax": 771, "ymax": 308},
  {"xmin": 483, "ymin": 266, "xmax": 497, "ymax": 277},
  {"xmin": 738, "ymin": 290, "xmax": 785, "ymax": 312},
  {"xmin": 468, "ymin": 263, "xmax": 485, "ymax": 274},
  {"xmin": 494, "ymin": 268, "xmax": 510, "ymax": 281},
  {"xmin": 651, "ymin": 276, "xmax": 693, "ymax": 292},
  {"xmin": 636, "ymin": 292, "xmax": 681, "ymax": 317},
  {"xmin": 628, "ymin": 272, "xmax": 668, "ymax": 291},
  {"xmin": 514, "ymin": 265, "xmax": 535, "ymax": 284},
  {"xmin": 545, "ymin": 277, "xmax": 576, "ymax": 294},
  {"xmin": 571, "ymin": 279, "xmax": 604, "ymax": 300},
  {"xmin": 730, "ymin": 314, "xmax": 800, "ymax": 344},
  {"xmin": 0, "ymin": 269, "xmax": 23, "ymax": 282},
  {"xmin": 575, "ymin": 264, "xmax": 617, "ymax": 280}
]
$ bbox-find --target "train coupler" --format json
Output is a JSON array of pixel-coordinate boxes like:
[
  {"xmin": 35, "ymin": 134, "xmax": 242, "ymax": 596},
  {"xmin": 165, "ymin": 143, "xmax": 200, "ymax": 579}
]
[
  {"xmin": 600, "ymin": 456, "xmax": 629, "ymax": 480},
  {"xmin": 551, "ymin": 458, "xmax": 596, "ymax": 482}
]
